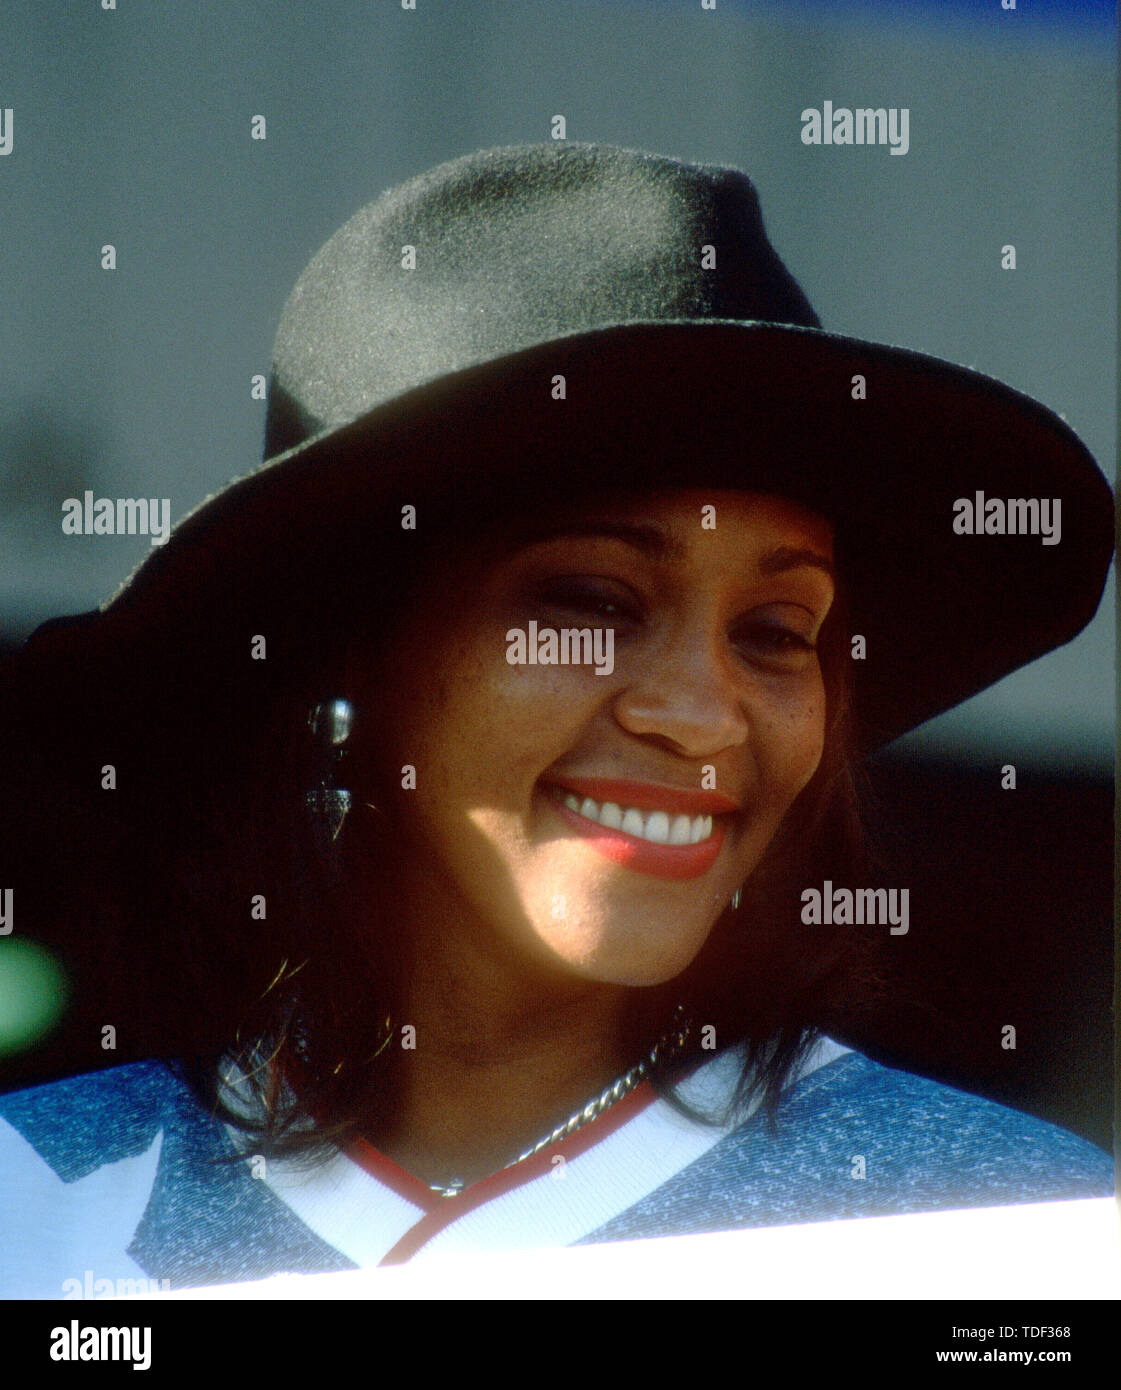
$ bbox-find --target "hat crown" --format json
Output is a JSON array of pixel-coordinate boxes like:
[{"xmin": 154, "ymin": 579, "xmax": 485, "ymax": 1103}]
[{"xmin": 264, "ymin": 142, "xmax": 819, "ymax": 459}]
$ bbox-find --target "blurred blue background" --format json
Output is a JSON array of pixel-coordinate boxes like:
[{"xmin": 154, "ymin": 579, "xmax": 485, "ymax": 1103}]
[{"xmin": 1, "ymin": 0, "xmax": 1114, "ymax": 768}]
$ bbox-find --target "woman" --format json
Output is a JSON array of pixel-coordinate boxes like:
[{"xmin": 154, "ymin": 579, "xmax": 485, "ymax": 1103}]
[{"xmin": 0, "ymin": 142, "xmax": 1112, "ymax": 1292}]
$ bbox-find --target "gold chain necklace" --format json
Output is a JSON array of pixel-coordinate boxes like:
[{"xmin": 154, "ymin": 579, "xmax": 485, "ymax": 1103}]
[{"xmin": 427, "ymin": 1004, "xmax": 693, "ymax": 1199}]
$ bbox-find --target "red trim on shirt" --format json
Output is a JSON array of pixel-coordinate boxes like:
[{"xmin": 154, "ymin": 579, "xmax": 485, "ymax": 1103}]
[
  {"xmin": 345, "ymin": 1140, "xmax": 445, "ymax": 1212},
  {"xmin": 353, "ymin": 1079, "xmax": 659, "ymax": 1266}
]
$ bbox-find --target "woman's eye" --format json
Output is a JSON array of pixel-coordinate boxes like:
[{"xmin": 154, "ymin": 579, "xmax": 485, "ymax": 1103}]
[
  {"xmin": 531, "ymin": 578, "xmax": 640, "ymax": 624},
  {"xmin": 733, "ymin": 620, "xmax": 816, "ymax": 666}
]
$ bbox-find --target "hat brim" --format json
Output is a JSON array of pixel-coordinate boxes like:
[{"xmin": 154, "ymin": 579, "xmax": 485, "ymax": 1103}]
[{"xmin": 17, "ymin": 320, "xmax": 1115, "ymax": 757}]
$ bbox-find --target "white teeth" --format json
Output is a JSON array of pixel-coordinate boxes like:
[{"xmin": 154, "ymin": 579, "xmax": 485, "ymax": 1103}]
[{"xmin": 556, "ymin": 790, "xmax": 717, "ymax": 846}]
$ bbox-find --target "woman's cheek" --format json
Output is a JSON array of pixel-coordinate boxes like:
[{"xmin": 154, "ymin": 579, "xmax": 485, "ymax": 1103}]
[
  {"xmin": 757, "ymin": 673, "xmax": 827, "ymax": 803},
  {"xmin": 429, "ymin": 659, "xmax": 578, "ymax": 802},
  {"xmin": 491, "ymin": 647, "xmax": 605, "ymax": 717},
  {"xmin": 791, "ymin": 681, "xmax": 828, "ymax": 794}
]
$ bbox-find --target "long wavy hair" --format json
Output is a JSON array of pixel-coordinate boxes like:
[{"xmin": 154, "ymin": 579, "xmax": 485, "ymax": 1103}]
[{"xmin": 164, "ymin": 484, "xmax": 883, "ymax": 1166}]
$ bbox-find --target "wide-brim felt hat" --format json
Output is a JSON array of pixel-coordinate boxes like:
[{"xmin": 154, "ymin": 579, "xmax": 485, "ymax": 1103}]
[{"xmin": 11, "ymin": 141, "xmax": 1114, "ymax": 779}]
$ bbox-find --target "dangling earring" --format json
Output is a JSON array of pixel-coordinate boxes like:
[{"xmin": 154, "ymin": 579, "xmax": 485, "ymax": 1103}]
[
  {"xmin": 730, "ymin": 885, "xmax": 742, "ymax": 911},
  {"xmin": 305, "ymin": 698, "xmax": 354, "ymax": 869}
]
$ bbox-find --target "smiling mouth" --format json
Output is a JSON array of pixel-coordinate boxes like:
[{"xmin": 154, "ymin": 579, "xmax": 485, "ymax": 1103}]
[
  {"xmin": 540, "ymin": 779, "xmax": 737, "ymax": 880},
  {"xmin": 555, "ymin": 791, "xmax": 714, "ymax": 847}
]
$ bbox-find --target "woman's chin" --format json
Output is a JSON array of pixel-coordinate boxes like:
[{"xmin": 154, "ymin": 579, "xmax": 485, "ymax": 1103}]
[{"xmin": 523, "ymin": 900, "xmax": 717, "ymax": 988}]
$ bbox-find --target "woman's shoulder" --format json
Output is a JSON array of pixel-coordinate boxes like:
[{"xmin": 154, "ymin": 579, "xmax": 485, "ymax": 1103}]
[
  {"xmin": 579, "ymin": 1043, "xmax": 1112, "ymax": 1247},
  {"xmin": 0, "ymin": 1059, "xmax": 352, "ymax": 1298},
  {"xmin": 0, "ymin": 1060, "xmax": 199, "ymax": 1180},
  {"xmin": 778, "ymin": 1045, "xmax": 1112, "ymax": 1172},
  {"xmin": 0, "ymin": 1061, "xmax": 197, "ymax": 1299}
]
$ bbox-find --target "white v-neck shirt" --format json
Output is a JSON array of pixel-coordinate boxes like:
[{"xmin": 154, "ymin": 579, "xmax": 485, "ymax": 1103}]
[
  {"xmin": 242, "ymin": 1037, "xmax": 851, "ymax": 1266},
  {"xmin": 3, "ymin": 1033, "xmax": 1111, "ymax": 1298}
]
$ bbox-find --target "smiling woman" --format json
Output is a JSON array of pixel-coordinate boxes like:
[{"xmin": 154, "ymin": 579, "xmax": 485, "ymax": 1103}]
[
  {"xmin": 0, "ymin": 142, "xmax": 1112, "ymax": 1292},
  {"xmin": 330, "ymin": 490, "xmax": 844, "ymax": 1190}
]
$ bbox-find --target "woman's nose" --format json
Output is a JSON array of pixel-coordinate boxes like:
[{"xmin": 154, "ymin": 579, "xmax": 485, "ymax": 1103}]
[{"xmin": 611, "ymin": 625, "xmax": 750, "ymax": 759}]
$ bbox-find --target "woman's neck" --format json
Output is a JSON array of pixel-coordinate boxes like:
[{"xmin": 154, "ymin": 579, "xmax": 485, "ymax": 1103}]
[{"xmin": 365, "ymin": 914, "xmax": 636, "ymax": 1189}]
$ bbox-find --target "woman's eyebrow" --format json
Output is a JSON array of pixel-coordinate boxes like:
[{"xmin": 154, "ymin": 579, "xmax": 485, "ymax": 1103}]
[
  {"xmin": 515, "ymin": 521, "xmax": 682, "ymax": 560},
  {"xmin": 507, "ymin": 526, "xmax": 832, "ymax": 576},
  {"xmin": 757, "ymin": 546, "xmax": 835, "ymax": 580}
]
